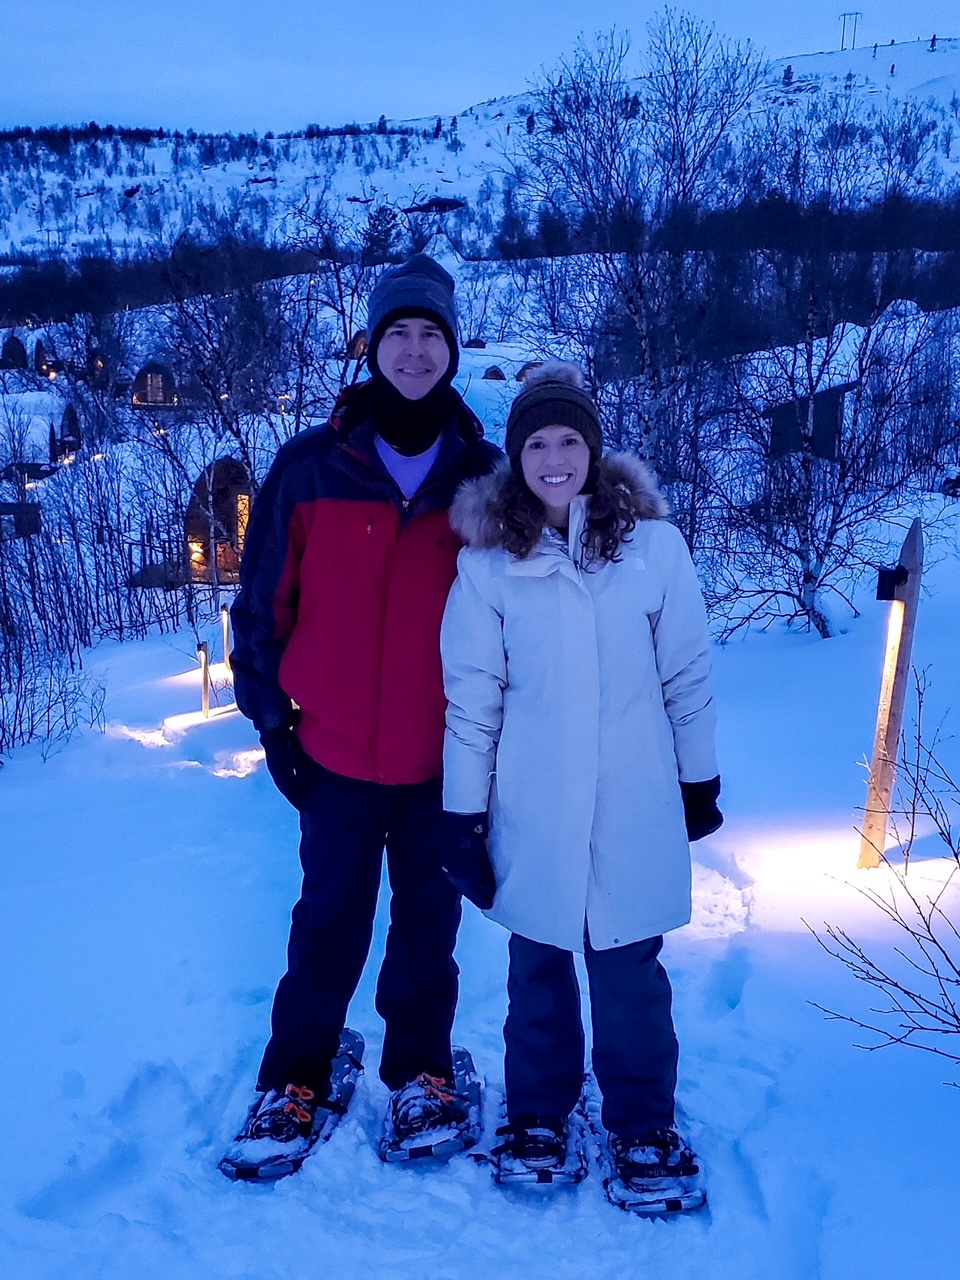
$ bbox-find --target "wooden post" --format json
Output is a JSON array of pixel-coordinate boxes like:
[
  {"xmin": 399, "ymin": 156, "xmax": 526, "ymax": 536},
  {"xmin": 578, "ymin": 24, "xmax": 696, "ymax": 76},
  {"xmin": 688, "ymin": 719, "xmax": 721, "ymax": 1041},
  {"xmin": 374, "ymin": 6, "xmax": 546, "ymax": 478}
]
[
  {"xmin": 198, "ymin": 641, "xmax": 210, "ymax": 719},
  {"xmin": 221, "ymin": 606, "xmax": 232, "ymax": 673},
  {"xmin": 859, "ymin": 518, "xmax": 923, "ymax": 868}
]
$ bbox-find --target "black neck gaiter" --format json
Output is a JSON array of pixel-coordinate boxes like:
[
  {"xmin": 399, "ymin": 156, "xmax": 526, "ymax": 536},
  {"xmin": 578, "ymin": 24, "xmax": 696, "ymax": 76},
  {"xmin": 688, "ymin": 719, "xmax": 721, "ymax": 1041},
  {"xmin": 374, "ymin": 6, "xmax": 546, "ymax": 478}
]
[{"xmin": 368, "ymin": 374, "xmax": 459, "ymax": 456}]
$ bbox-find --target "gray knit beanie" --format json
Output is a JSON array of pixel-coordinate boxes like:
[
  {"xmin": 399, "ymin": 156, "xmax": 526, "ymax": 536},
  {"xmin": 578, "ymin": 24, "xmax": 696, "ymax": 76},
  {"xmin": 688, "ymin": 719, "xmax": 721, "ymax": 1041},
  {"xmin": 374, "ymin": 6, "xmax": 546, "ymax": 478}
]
[
  {"xmin": 366, "ymin": 254, "xmax": 459, "ymax": 377},
  {"xmin": 505, "ymin": 360, "xmax": 603, "ymax": 465}
]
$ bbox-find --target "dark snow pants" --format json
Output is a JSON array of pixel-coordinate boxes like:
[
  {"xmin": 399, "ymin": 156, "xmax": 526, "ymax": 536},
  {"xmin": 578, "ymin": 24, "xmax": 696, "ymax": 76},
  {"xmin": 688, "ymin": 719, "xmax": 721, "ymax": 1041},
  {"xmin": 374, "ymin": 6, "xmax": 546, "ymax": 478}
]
[
  {"xmin": 504, "ymin": 931, "xmax": 678, "ymax": 1139},
  {"xmin": 257, "ymin": 763, "xmax": 461, "ymax": 1097}
]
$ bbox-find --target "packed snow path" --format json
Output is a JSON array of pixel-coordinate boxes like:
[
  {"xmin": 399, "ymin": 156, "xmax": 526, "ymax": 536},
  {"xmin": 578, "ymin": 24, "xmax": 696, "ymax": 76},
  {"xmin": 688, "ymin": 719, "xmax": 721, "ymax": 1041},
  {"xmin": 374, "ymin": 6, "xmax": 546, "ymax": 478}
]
[{"xmin": 3, "ymin": 564, "xmax": 960, "ymax": 1279}]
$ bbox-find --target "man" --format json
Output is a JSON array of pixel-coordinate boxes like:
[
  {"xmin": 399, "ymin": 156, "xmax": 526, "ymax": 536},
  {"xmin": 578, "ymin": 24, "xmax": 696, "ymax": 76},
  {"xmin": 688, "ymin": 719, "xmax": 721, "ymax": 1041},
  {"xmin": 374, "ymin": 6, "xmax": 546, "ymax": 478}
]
[{"xmin": 223, "ymin": 254, "xmax": 501, "ymax": 1179}]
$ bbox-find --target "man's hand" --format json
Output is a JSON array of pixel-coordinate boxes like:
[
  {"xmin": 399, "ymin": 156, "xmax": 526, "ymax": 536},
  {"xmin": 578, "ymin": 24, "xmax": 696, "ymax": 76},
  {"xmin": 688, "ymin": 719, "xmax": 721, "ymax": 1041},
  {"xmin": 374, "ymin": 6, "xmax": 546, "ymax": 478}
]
[
  {"xmin": 680, "ymin": 776, "xmax": 723, "ymax": 841},
  {"xmin": 441, "ymin": 811, "xmax": 496, "ymax": 910},
  {"xmin": 259, "ymin": 726, "xmax": 315, "ymax": 810}
]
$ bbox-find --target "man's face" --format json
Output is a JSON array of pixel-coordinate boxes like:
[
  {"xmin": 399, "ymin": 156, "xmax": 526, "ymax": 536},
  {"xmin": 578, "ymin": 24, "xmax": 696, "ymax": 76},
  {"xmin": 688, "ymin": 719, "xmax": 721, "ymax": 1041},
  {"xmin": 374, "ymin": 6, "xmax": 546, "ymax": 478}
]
[{"xmin": 376, "ymin": 316, "xmax": 451, "ymax": 400}]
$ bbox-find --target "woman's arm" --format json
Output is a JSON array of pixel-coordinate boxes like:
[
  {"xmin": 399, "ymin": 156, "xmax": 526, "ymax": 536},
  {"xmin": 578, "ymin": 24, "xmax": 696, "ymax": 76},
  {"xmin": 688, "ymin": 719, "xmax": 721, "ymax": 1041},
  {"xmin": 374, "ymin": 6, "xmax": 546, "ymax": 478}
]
[
  {"xmin": 440, "ymin": 551, "xmax": 507, "ymax": 816},
  {"xmin": 649, "ymin": 523, "xmax": 719, "ymax": 784}
]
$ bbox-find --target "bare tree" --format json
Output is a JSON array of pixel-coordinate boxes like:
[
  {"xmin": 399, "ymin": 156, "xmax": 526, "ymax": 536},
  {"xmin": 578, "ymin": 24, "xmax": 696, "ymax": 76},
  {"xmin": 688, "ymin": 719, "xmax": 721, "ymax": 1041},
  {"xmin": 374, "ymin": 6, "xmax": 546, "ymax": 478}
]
[
  {"xmin": 511, "ymin": 18, "xmax": 767, "ymax": 560},
  {"xmin": 455, "ymin": 258, "xmax": 524, "ymax": 344},
  {"xmin": 281, "ymin": 193, "xmax": 397, "ymax": 418},
  {"xmin": 642, "ymin": 8, "xmax": 767, "ymax": 215},
  {"xmin": 705, "ymin": 303, "xmax": 960, "ymax": 637},
  {"xmin": 809, "ymin": 675, "xmax": 960, "ymax": 1079}
]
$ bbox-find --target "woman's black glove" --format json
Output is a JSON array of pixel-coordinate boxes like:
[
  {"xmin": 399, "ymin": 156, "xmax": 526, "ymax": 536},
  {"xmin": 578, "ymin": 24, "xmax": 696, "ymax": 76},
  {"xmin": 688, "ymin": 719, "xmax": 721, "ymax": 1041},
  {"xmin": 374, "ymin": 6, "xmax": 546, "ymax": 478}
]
[
  {"xmin": 441, "ymin": 812, "xmax": 496, "ymax": 910},
  {"xmin": 680, "ymin": 776, "xmax": 723, "ymax": 841},
  {"xmin": 259, "ymin": 726, "xmax": 315, "ymax": 810}
]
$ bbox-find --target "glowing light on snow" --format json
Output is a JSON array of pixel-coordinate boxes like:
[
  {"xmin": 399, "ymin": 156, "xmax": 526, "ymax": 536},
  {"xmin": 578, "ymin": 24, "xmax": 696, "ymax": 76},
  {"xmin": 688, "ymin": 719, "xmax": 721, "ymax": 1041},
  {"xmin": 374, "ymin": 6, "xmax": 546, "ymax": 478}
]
[
  {"xmin": 107, "ymin": 724, "xmax": 173, "ymax": 748},
  {"xmin": 729, "ymin": 825, "xmax": 877, "ymax": 933},
  {"xmin": 161, "ymin": 706, "xmax": 238, "ymax": 736},
  {"xmin": 160, "ymin": 660, "xmax": 232, "ymax": 689},
  {"xmin": 743, "ymin": 826, "xmax": 862, "ymax": 890},
  {"xmin": 212, "ymin": 748, "xmax": 265, "ymax": 778},
  {"xmin": 724, "ymin": 821, "xmax": 959, "ymax": 935},
  {"xmin": 108, "ymin": 702, "xmax": 239, "ymax": 748}
]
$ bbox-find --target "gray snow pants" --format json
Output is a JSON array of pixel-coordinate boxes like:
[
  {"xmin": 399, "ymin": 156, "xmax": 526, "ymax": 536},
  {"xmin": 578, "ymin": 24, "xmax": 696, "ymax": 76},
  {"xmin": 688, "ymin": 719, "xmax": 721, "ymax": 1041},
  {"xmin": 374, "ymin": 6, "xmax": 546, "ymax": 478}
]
[{"xmin": 504, "ymin": 931, "xmax": 679, "ymax": 1139}]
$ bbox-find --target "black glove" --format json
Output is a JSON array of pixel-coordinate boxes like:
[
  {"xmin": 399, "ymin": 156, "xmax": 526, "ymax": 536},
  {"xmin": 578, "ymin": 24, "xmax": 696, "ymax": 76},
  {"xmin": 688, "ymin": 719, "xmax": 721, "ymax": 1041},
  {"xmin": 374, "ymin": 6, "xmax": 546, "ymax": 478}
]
[
  {"xmin": 259, "ymin": 726, "xmax": 315, "ymax": 810},
  {"xmin": 441, "ymin": 811, "xmax": 496, "ymax": 910},
  {"xmin": 680, "ymin": 776, "xmax": 723, "ymax": 841}
]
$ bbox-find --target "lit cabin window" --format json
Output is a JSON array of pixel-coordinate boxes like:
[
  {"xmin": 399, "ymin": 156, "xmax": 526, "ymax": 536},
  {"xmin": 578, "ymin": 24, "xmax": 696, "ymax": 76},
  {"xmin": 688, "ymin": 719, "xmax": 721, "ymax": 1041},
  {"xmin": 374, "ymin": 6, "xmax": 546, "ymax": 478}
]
[
  {"xmin": 184, "ymin": 458, "xmax": 252, "ymax": 584},
  {"xmin": 132, "ymin": 361, "xmax": 179, "ymax": 409},
  {"xmin": 236, "ymin": 492, "xmax": 250, "ymax": 552}
]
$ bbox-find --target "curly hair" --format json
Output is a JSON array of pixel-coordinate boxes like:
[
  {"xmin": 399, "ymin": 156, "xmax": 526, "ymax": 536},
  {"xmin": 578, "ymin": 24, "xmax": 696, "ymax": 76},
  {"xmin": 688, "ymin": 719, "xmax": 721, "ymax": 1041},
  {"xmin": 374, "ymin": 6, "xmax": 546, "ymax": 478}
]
[{"xmin": 491, "ymin": 461, "xmax": 639, "ymax": 562}]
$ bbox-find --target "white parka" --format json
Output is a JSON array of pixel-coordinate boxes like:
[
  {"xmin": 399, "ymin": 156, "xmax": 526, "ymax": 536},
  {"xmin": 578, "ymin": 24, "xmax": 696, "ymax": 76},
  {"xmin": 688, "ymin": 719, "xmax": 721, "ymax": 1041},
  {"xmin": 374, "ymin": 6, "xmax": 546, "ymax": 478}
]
[{"xmin": 441, "ymin": 454, "xmax": 718, "ymax": 953}]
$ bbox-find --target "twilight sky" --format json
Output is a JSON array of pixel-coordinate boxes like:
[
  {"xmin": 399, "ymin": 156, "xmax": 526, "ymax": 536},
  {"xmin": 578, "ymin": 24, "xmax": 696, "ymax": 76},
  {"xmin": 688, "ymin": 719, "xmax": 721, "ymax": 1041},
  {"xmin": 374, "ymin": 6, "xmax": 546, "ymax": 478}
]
[{"xmin": 1, "ymin": 0, "xmax": 956, "ymax": 132}]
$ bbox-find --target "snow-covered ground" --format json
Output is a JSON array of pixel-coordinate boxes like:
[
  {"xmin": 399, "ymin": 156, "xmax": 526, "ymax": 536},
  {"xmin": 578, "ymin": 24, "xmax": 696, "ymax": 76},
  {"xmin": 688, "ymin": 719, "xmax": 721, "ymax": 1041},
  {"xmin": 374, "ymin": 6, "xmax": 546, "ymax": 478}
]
[{"xmin": 3, "ymin": 517, "xmax": 960, "ymax": 1280}]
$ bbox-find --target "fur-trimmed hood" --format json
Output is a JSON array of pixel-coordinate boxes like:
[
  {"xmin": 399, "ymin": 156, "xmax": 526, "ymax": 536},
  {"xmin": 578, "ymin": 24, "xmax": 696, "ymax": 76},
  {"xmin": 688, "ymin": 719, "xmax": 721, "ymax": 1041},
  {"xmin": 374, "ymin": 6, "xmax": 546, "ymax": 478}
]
[{"xmin": 449, "ymin": 451, "xmax": 669, "ymax": 549}]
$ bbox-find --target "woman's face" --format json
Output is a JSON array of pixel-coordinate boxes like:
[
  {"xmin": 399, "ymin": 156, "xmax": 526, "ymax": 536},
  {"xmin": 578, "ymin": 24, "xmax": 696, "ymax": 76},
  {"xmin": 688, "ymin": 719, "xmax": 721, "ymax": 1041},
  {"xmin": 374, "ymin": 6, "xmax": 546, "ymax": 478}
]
[{"xmin": 520, "ymin": 425, "xmax": 591, "ymax": 516}]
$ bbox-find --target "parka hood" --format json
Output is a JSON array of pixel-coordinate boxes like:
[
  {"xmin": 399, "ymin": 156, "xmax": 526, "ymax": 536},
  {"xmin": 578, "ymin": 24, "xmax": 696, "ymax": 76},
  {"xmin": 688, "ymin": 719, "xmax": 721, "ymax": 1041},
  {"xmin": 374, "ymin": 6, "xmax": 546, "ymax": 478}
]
[{"xmin": 449, "ymin": 451, "xmax": 670, "ymax": 549}]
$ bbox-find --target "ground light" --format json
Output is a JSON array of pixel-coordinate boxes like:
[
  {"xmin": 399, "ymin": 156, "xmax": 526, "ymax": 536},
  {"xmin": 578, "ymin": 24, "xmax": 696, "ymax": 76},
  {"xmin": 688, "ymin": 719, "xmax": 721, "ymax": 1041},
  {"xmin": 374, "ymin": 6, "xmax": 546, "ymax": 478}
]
[
  {"xmin": 197, "ymin": 641, "xmax": 211, "ymax": 718},
  {"xmin": 859, "ymin": 518, "xmax": 923, "ymax": 869},
  {"xmin": 221, "ymin": 606, "xmax": 232, "ymax": 672}
]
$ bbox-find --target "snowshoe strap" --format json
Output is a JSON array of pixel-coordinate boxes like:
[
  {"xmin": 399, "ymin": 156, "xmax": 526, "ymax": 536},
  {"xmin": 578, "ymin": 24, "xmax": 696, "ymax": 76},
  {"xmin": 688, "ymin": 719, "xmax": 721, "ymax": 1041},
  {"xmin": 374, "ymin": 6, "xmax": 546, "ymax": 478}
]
[
  {"xmin": 416, "ymin": 1073, "xmax": 456, "ymax": 1104},
  {"xmin": 283, "ymin": 1083, "xmax": 316, "ymax": 1125},
  {"xmin": 491, "ymin": 1119, "xmax": 565, "ymax": 1159},
  {"xmin": 618, "ymin": 1158, "xmax": 700, "ymax": 1179}
]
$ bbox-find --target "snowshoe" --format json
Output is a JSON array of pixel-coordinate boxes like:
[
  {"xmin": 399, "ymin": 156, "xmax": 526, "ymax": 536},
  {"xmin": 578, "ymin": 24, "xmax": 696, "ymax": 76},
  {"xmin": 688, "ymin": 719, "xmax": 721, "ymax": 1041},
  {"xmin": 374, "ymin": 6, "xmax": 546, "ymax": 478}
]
[
  {"xmin": 601, "ymin": 1129, "xmax": 705, "ymax": 1215},
  {"xmin": 579, "ymin": 1084, "xmax": 705, "ymax": 1216},
  {"xmin": 491, "ymin": 1113, "xmax": 588, "ymax": 1187},
  {"xmin": 378, "ymin": 1045, "xmax": 482, "ymax": 1163},
  {"xmin": 219, "ymin": 1027, "xmax": 364, "ymax": 1182}
]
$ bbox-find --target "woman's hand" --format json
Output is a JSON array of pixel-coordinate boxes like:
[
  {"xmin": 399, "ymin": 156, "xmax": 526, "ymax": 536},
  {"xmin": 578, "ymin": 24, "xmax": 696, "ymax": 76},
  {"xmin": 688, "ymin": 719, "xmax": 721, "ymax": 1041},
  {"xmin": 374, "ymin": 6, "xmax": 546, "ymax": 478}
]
[
  {"xmin": 441, "ymin": 812, "xmax": 497, "ymax": 909},
  {"xmin": 680, "ymin": 777, "xmax": 723, "ymax": 841}
]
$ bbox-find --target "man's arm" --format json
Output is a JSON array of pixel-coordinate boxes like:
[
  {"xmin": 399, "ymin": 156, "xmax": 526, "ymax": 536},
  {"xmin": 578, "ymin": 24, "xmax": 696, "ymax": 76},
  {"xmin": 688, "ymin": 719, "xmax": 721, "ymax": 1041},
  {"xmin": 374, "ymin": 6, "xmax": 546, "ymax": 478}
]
[{"xmin": 230, "ymin": 445, "xmax": 305, "ymax": 734}]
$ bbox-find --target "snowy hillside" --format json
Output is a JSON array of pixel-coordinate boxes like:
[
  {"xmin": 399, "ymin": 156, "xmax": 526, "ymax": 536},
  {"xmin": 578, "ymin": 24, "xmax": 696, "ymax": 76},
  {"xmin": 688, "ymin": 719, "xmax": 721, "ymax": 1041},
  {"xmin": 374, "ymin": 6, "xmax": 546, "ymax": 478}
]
[
  {"xmin": 2, "ymin": 38, "xmax": 960, "ymax": 262},
  {"xmin": 0, "ymin": 104, "xmax": 527, "ymax": 261},
  {"xmin": 773, "ymin": 34, "xmax": 960, "ymax": 109},
  {"xmin": 3, "ymin": 508, "xmax": 960, "ymax": 1279}
]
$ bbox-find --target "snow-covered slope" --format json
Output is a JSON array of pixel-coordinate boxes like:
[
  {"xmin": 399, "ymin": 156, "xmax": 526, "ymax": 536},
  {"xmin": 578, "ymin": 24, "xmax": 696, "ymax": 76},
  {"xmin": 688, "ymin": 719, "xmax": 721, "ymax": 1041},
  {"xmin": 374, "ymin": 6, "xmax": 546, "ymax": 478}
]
[
  {"xmin": 0, "ymin": 102, "xmax": 528, "ymax": 260},
  {"xmin": 2, "ymin": 38, "xmax": 960, "ymax": 262},
  {"xmin": 773, "ymin": 35, "xmax": 960, "ymax": 109}
]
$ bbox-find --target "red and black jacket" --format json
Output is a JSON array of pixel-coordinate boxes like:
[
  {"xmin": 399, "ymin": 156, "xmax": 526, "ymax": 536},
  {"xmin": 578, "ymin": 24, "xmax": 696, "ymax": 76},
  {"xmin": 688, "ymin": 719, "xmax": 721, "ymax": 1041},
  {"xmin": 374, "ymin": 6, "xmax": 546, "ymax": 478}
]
[{"xmin": 231, "ymin": 382, "xmax": 502, "ymax": 785}]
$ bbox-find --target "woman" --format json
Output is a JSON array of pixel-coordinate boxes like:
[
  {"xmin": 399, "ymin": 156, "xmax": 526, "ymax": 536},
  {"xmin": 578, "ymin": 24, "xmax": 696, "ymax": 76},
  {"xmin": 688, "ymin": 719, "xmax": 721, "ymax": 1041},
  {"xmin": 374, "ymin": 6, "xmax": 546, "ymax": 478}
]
[{"xmin": 439, "ymin": 361, "xmax": 721, "ymax": 1212}]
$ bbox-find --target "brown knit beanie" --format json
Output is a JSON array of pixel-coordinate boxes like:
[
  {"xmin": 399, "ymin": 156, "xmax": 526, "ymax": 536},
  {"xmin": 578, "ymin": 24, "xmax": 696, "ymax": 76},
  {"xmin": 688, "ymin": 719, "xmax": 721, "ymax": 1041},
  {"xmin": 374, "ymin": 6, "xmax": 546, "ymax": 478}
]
[{"xmin": 504, "ymin": 360, "xmax": 603, "ymax": 466}]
